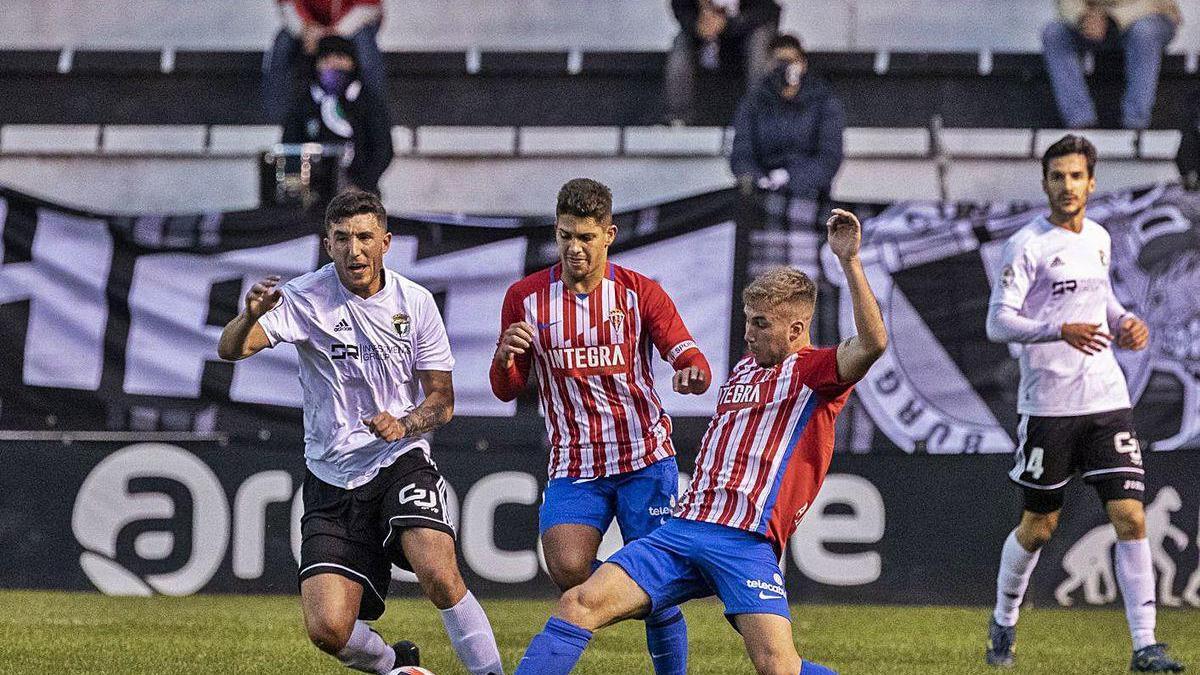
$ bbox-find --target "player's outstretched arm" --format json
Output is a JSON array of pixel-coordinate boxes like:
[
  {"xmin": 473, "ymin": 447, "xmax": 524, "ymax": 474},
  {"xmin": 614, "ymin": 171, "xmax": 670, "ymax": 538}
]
[
  {"xmin": 217, "ymin": 275, "xmax": 281, "ymax": 361},
  {"xmin": 827, "ymin": 209, "xmax": 888, "ymax": 382}
]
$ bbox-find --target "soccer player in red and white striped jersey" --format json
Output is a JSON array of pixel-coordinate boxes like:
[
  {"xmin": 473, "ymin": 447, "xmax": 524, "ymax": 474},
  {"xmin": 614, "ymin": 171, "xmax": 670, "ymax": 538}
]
[
  {"xmin": 490, "ymin": 178, "xmax": 710, "ymax": 675},
  {"xmin": 513, "ymin": 209, "xmax": 887, "ymax": 675}
]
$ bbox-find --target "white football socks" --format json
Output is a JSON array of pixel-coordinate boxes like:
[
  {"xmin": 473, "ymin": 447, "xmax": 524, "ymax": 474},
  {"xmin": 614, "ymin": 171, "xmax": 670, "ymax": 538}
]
[
  {"xmin": 336, "ymin": 620, "xmax": 396, "ymax": 674},
  {"xmin": 1115, "ymin": 538, "xmax": 1158, "ymax": 650},
  {"xmin": 993, "ymin": 529, "xmax": 1041, "ymax": 627},
  {"xmin": 440, "ymin": 591, "xmax": 505, "ymax": 675}
]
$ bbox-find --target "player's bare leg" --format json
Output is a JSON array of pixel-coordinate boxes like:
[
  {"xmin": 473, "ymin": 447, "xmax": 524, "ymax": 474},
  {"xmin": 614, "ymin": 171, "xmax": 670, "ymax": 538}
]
[
  {"xmin": 555, "ymin": 562, "xmax": 652, "ymax": 630},
  {"xmin": 1014, "ymin": 508, "xmax": 1059, "ymax": 550},
  {"xmin": 514, "ymin": 563, "xmax": 652, "ymax": 674},
  {"xmin": 302, "ymin": 573, "xmax": 400, "ymax": 673},
  {"xmin": 1105, "ymin": 498, "xmax": 1184, "ymax": 671},
  {"xmin": 402, "ymin": 527, "xmax": 505, "ymax": 675},
  {"xmin": 988, "ymin": 509, "xmax": 1059, "ymax": 667},
  {"xmin": 301, "ymin": 573, "xmax": 363, "ymax": 654},
  {"xmin": 734, "ymin": 613, "xmax": 835, "ymax": 675},
  {"xmin": 541, "ymin": 524, "xmax": 603, "ymax": 591}
]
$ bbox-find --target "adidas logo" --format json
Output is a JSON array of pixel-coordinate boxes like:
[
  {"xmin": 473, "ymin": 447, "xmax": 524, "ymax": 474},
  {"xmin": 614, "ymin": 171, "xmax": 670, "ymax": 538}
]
[
  {"xmin": 333, "ymin": 319, "xmax": 352, "ymax": 332},
  {"xmin": 1050, "ymin": 256, "xmax": 1064, "ymax": 267}
]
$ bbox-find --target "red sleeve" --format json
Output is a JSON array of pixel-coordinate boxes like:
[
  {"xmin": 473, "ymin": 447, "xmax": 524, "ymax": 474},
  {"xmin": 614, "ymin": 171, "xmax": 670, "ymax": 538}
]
[
  {"xmin": 489, "ymin": 283, "xmax": 533, "ymax": 402},
  {"xmin": 795, "ymin": 346, "xmax": 853, "ymax": 398},
  {"xmin": 636, "ymin": 274, "xmax": 704, "ymax": 370}
]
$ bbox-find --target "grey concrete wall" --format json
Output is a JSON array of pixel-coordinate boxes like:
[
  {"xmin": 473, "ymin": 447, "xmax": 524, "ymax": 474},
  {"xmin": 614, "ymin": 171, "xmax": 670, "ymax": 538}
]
[
  {"xmin": 5, "ymin": 1, "xmax": 1198, "ymax": 52},
  {"xmin": 0, "ymin": 155, "xmax": 1179, "ymax": 215}
]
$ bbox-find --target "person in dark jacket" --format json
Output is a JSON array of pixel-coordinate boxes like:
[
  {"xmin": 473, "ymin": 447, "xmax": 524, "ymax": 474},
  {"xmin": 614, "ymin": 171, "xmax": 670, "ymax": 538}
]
[
  {"xmin": 282, "ymin": 36, "xmax": 393, "ymax": 196},
  {"xmin": 665, "ymin": 0, "xmax": 780, "ymax": 125},
  {"xmin": 729, "ymin": 34, "xmax": 845, "ymax": 199}
]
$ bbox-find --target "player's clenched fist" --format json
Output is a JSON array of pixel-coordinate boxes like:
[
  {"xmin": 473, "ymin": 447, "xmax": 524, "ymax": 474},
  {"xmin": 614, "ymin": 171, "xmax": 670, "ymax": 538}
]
[
  {"xmin": 672, "ymin": 366, "xmax": 709, "ymax": 395},
  {"xmin": 362, "ymin": 411, "xmax": 407, "ymax": 442},
  {"xmin": 826, "ymin": 209, "xmax": 862, "ymax": 260},
  {"xmin": 1116, "ymin": 316, "xmax": 1149, "ymax": 351},
  {"xmin": 495, "ymin": 321, "xmax": 536, "ymax": 368},
  {"xmin": 244, "ymin": 275, "xmax": 282, "ymax": 319},
  {"xmin": 1061, "ymin": 322, "xmax": 1112, "ymax": 355}
]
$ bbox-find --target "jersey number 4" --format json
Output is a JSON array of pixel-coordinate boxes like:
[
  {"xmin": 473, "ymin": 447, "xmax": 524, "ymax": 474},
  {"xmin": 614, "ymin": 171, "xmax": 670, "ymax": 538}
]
[{"xmin": 1025, "ymin": 447, "xmax": 1045, "ymax": 480}]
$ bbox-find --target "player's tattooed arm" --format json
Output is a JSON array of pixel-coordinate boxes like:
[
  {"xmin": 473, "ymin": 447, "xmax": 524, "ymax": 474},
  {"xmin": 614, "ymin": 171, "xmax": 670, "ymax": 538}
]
[
  {"xmin": 402, "ymin": 369, "xmax": 456, "ymax": 436},
  {"xmin": 363, "ymin": 370, "xmax": 454, "ymax": 441}
]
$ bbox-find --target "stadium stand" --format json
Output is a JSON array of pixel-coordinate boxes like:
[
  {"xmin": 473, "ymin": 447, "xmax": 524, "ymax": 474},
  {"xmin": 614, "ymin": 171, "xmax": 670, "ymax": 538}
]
[{"xmin": 0, "ymin": 0, "xmax": 1194, "ymax": 212}]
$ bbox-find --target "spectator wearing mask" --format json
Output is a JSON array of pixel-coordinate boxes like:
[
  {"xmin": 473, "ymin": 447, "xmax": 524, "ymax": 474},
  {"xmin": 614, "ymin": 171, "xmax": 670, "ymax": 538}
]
[
  {"xmin": 282, "ymin": 36, "xmax": 394, "ymax": 196},
  {"xmin": 263, "ymin": 0, "xmax": 387, "ymax": 123},
  {"xmin": 1042, "ymin": 0, "xmax": 1181, "ymax": 129},
  {"xmin": 730, "ymin": 34, "xmax": 845, "ymax": 200},
  {"xmin": 664, "ymin": 0, "xmax": 780, "ymax": 125}
]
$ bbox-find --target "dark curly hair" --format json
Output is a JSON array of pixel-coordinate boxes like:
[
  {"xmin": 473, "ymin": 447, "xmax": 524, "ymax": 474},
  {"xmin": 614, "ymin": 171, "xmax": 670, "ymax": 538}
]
[
  {"xmin": 325, "ymin": 188, "xmax": 387, "ymax": 234},
  {"xmin": 556, "ymin": 178, "xmax": 613, "ymax": 222}
]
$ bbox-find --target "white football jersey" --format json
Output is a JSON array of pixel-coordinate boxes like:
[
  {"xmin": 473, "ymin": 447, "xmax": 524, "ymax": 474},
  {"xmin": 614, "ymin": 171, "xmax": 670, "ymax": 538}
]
[
  {"xmin": 258, "ymin": 264, "xmax": 454, "ymax": 488},
  {"xmin": 989, "ymin": 216, "xmax": 1131, "ymax": 416}
]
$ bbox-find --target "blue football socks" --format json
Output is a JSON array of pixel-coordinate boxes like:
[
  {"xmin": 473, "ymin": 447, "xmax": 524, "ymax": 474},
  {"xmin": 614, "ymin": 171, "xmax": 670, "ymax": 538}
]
[
  {"xmin": 514, "ymin": 616, "xmax": 593, "ymax": 675},
  {"xmin": 644, "ymin": 605, "xmax": 688, "ymax": 675}
]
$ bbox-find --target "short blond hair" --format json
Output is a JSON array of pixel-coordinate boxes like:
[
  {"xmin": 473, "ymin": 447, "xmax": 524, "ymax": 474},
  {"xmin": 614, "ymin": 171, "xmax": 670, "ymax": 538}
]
[{"xmin": 742, "ymin": 267, "xmax": 817, "ymax": 310}]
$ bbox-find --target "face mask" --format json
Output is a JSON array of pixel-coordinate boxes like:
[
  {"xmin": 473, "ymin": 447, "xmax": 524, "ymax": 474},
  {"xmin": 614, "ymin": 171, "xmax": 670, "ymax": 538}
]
[
  {"xmin": 769, "ymin": 60, "xmax": 805, "ymax": 93},
  {"xmin": 318, "ymin": 68, "xmax": 351, "ymax": 95}
]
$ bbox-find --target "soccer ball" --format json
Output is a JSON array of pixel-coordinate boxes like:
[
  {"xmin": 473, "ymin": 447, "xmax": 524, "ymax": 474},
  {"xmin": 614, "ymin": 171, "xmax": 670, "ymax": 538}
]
[{"xmin": 388, "ymin": 668, "xmax": 436, "ymax": 675}]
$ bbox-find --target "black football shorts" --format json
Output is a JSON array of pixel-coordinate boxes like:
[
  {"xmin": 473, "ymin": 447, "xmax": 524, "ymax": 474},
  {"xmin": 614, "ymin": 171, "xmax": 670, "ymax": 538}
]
[
  {"xmin": 1008, "ymin": 408, "xmax": 1146, "ymax": 513},
  {"xmin": 298, "ymin": 448, "xmax": 455, "ymax": 619}
]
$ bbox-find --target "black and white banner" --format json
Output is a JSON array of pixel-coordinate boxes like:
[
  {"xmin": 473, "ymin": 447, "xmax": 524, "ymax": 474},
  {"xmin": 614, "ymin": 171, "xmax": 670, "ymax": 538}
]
[
  {"xmin": 1, "ymin": 183, "xmax": 1197, "ymax": 455},
  {"xmin": 0, "ymin": 187, "xmax": 738, "ymax": 450},
  {"xmin": 3, "ymin": 440, "xmax": 1198, "ymax": 607}
]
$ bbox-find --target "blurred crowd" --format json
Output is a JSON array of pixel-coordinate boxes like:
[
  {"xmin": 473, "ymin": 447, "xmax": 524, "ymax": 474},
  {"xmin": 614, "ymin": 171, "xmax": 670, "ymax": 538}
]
[{"xmin": 258, "ymin": 0, "xmax": 1194, "ymax": 202}]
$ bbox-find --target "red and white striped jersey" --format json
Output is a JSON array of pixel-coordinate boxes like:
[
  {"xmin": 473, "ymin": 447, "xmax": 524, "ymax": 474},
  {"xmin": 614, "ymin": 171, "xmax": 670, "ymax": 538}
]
[
  {"xmin": 676, "ymin": 347, "xmax": 854, "ymax": 549},
  {"xmin": 490, "ymin": 263, "xmax": 708, "ymax": 479}
]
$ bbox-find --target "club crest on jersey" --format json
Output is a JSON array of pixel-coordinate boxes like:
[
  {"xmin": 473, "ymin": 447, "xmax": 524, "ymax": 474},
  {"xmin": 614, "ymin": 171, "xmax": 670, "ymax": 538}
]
[
  {"xmin": 608, "ymin": 308, "xmax": 625, "ymax": 332},
  {"xmin": 548, "ymin": 343, "xmax": 629, "ymax": 376},
  {"xmin": 717, "ymin": 381, "xmax": 765, "ymax": 412},
  {"xmin": 392, "ymin": 313, "xmax": 410, "ymax": 337}
]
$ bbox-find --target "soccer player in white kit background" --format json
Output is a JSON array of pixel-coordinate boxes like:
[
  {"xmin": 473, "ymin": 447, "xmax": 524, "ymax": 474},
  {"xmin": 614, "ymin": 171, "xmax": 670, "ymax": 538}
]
[
  {"xmin": 983, "ymin": 135, "xmax": 1184, "ymax": 672},
  {"xmin": 218, "ymin": 189, "xmax": 504, "ymax": 675}
]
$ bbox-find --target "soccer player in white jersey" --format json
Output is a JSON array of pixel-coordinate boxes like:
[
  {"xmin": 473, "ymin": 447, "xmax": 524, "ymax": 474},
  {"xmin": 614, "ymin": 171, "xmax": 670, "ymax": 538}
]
[
  {"xmin": 218, "ymin": 190, "xmax": 504, "ymax": 675},
  {"xmin": 984, "ymin": 135, "xmax": 1183, "ymax": 672},
  {"xmin": 511, "ymin": 209, "xmax": 887, "ymax": 675}
]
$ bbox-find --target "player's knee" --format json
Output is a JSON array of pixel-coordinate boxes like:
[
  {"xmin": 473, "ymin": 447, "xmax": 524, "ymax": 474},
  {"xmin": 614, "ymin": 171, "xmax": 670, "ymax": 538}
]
[
  {"xmin": 750, "ymin": 650, "xmax": 802, "ymax": 675},
  {"xmin": 546, "ymin": 555, "xmax": 593, "ymax": 592},
  {"xmin": 415, "ymin": 563, "xmax": 466, "ymax": 609},
  {"xmin": 1110, "ymin": 506, "xmax": 1146, "ymax": 540},
  {"xmin": 556, "ymin": 584, "xmax": 603, "ymax": 629},
  {"xmin": 305, "ymin": 614, "xmax": 353, "ymax": 654},
  {"xmin": 1018, "ymin": 511, "xmax": 1059, "ymax": 549}
]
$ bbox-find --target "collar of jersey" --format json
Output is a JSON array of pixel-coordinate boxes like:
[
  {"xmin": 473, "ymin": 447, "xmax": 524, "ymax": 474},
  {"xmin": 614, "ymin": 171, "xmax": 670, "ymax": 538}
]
[{"xmin": 335, "ymin": 267, "xmax": 393, "ymax": 305}]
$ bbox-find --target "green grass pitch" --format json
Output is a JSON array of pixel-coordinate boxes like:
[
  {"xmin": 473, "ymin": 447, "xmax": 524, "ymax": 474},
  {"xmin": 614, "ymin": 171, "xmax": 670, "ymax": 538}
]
[{"xmin": 0, "ymin": 590, "xmax": 1195, "ymax": 673}]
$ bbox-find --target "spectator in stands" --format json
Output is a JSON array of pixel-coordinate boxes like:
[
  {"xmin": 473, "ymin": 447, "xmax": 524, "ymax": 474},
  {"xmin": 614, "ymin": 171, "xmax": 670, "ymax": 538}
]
[
  {"xmin": 729, "ymin": 34, "xmax": 845, "ymax": 200},
  {"xmin": 282, "ymin": 36, "xmax": 393, "ymax": 195},
  {"xmin": 664, "ymin": 0, "xmax": 780, "ymax": 125},
  {"xmin": 1042, "ymin": 0, "xmax": 1181, "ymax": 129},
  {"xmin": 263, "ymin": 0, "xmax": 386, "ymax": 123}
]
